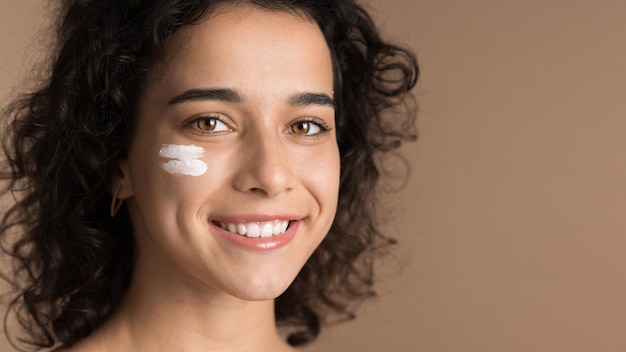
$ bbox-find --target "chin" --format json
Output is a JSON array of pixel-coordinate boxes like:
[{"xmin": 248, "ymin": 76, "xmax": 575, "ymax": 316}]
[{"xmin": 227, "ymin": 272, "xmax": 297, "ymax": 302}]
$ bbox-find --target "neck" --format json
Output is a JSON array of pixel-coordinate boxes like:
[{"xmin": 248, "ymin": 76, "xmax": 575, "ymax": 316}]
[{"xmin": 86, "ymin": 253, "xmax": 294, "ymax": 352}]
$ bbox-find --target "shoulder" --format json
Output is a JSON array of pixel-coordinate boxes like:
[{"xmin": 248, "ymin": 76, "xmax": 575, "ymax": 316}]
[
  {"xmin": 50, "ymin": 347, "xmax": 78, "ymax": 352},
  {"xmin": 51, "ymin": 346, "xmax": 99, "ymax": 352},
  {"xmin": 49, "ymin": 340, "xmax": 105, "ymax": 352}
]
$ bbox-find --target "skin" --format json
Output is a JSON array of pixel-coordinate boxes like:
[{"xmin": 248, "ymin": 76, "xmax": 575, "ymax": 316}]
[{"xmin": 60, "ymin": 4, "xmax": 339, "ymax": 352}]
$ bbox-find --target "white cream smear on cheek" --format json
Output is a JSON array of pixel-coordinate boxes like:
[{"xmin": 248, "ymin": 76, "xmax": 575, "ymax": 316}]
[{"xmin": 159, "ymin": 144, "xmax": 208, "ymax": 176}]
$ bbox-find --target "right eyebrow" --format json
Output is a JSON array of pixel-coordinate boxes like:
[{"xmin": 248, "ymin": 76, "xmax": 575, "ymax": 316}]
[
  {"xmin": 287, "ymin": 92, "xmax": 335, "ymax": 108},
  {"xmin": 167, "ymin": 88, "xmax": 243, "ymax": 105}
]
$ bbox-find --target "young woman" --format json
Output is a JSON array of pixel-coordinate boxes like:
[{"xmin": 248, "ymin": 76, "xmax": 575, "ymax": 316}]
[{"xmin": 0, "ymin": 0, "xmax": 418, "ymax": 350}]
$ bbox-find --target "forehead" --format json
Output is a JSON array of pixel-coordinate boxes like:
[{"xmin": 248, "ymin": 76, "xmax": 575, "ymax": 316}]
[{"xmin": 146, "ymin": 5, "xmax": 332, "ymax": 92}]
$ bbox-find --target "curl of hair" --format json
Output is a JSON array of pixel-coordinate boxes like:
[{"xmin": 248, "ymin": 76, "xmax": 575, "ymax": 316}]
[{"xmin": 0, "ymin": 0, "xmax": 418, "ymax": 349}]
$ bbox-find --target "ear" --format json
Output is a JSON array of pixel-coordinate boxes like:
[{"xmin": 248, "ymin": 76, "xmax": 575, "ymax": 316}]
[{"xmin": 109, "ymin": 157, "xmax": 134, "ymax": 199}]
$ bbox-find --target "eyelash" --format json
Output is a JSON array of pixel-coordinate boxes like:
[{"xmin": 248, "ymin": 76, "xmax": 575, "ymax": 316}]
[
  {"xmin": 186, "ymin": 115, "xmax": 231, "ymax": 135},
  {"xmin": 185, "ymin": 115, "xmax": 332, "ymax": 137},
  {"xmin": 289, "ymin": 117, "xmax": 332, "ymax": 137}
]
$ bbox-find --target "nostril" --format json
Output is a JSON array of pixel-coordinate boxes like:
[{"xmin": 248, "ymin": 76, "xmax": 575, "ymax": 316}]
[
  {"xmin": 248, "ymin": 187, "xmax": 268, "ymax": 195},
  {"xmin": 232, "ymin": 152, "xmax": 296, "ymax": 197}
]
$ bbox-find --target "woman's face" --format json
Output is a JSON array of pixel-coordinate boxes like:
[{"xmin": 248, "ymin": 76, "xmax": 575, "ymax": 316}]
[{"xmin": 119, "ymin": 5, "xmax": 339, "ymax": 300}]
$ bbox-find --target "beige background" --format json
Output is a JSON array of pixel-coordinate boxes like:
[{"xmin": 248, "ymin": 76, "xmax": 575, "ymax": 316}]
[{"xmin": 2, "ymin": 0, "xmax": 626, "ymax": 351}]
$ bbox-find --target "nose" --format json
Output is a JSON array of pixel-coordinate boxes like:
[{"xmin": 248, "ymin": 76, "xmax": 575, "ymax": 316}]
[{"xmin": 232, "ymin": 130, "xmax": 296, "ymax": 198}]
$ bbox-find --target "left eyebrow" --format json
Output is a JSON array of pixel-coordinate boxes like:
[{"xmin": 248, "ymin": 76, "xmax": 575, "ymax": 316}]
[
  {"xmin": 167, "ymin": 88, "xmax": 242, "ymax": 106},
  {"xmin": 287, "ymin": 92, "xmax": 335, "ymax": 108}
]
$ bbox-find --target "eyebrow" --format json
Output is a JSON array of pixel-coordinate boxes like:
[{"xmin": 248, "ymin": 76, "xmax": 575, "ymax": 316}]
[
  {"xmin": 167, "ymin": 88, "xmax": 334, "ymax": 108},
  {"xmin": 287, "ymin": 92, "xmax": 335, "ymax": 108},
  {"xmin": 168, "ymin": 88, "xmax": 242, "ymax": 105}
]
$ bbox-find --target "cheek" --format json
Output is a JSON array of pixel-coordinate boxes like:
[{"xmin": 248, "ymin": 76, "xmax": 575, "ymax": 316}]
[
  {"xmin": 156, "ymin": 143, "xmax": 232, "ymax": 188},
  {"xmin": 131, "ymin": 144, "xmax": 220, "ymax": 208},
  {"xmin": 159, "ymin": 144, "xmax": 208, "ymax": 177},
  {"xmin": 299, "ymin": 145, "xmax": 341, "ymax": 206}
]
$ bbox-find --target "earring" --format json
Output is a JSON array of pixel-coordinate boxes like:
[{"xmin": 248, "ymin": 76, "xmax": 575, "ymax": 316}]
[{"xmin": 110, "ymin": 184, "xmax": 124, "ymax": 217}]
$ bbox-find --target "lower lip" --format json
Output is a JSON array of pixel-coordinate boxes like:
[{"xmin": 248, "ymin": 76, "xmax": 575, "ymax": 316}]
[{"xmin": 212, "ymin": 221, "xmax": 299, "ymax": 251}]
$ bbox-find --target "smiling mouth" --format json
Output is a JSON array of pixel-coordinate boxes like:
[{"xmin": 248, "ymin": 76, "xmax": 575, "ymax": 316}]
[{"xmin": 214, "ymin": 220, "xmax": 292, "ymax": 238}]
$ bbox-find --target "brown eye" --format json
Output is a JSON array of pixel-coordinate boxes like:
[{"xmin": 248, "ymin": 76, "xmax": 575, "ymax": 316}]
[
  {"xmin": 197, "ymin": 118, "xmax": 218, "ymax": 131},
  {"xmin": 288, "ymin": 119, "xmax": 328, "ymax": 136},
  {"xmin": 190, "ymin": 116, "xmax": 230, "ymax": 133},
  {"xmin": 291, "ymin": 121, "xmax": 311, "ymax": 135}
]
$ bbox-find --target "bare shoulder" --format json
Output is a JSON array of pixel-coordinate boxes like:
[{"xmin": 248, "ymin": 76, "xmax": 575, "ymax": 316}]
[
  {"xmin": 48, "ymin": 339, "xmax": 105, "ymax": 352},
  {"xmin": 50, "ymin": 346, "xmax": 89, "ymax": 352},
  {"xmin": 50, "ymin": 346, "xmax": 101, "ymax": 352}
]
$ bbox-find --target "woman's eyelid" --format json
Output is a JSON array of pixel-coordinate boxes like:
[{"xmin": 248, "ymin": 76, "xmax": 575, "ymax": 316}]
[
  {"xmin": 291, "ymin": 116, "xmax": 333, "ymax": 131},
  {"xmin": 184, "ymin": 112, "xmax": 235, "ymax": 134},
  {"xmin": 286, "ymin": 116, "xmax": 333, "ymax": 138},
  {"xmin": 183, "ymin": 113, "xmax": 332, "ymax": 136}
]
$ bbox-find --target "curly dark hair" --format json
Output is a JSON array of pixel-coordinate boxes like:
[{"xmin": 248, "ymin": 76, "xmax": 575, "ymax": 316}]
[{"xmin": 0, "ymin": 0, "xmax": 418, "ymax": 349}]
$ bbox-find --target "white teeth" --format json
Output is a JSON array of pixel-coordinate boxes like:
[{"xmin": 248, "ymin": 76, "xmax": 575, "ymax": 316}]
[
  {"xmin": 218, "ymin": 220, "xmax": 290, "ymax": 238},
  {"xmin": 272, "ymin": 222, "xmax": 282, "ymax": 235},
  {"xmin": 281, "ymin": 221, "xmax": 288, "ymax": 233},
  {"xmin": 260, "ymin": 223, "xmax": 273, "ymax": 238},
  {"xmin": 247, "ymin": 223, "xmax": 261, "ymax": 238}
]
